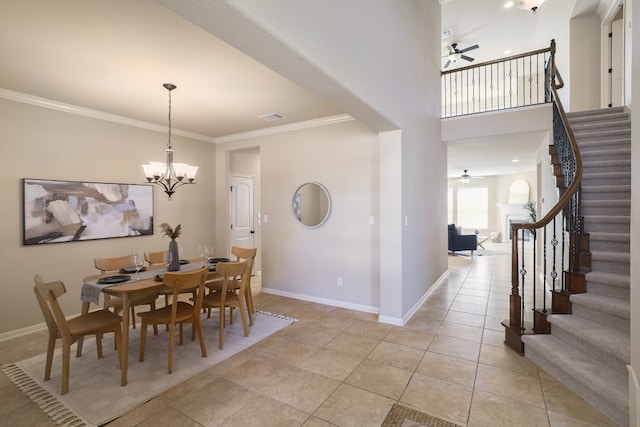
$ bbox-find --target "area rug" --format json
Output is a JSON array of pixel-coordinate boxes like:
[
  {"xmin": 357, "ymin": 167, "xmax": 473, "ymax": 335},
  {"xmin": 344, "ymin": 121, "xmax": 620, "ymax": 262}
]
[
  {"xmin": 2, "ymin": 310, "xmax": 295, "ymax": 427},
  {"xmin": 381, "ymin": 404, "xmax": 462, "ymax": 427}
]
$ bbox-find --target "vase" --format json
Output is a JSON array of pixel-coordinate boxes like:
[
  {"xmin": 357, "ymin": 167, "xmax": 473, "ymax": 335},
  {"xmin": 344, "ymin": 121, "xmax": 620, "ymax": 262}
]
[{"xmin": 168, "ymin": 238, "xmax": 180, "ymax": 271}]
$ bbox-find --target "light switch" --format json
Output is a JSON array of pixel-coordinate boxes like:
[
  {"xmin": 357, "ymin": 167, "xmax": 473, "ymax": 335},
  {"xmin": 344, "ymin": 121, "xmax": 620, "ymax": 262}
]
[
  {"xmin": 263, "ymin": 215, "xmax": 268, "ymax": 223},
  {"xmin": 369, "ymin": 216, "xmax": 375, "ymax": 225}
]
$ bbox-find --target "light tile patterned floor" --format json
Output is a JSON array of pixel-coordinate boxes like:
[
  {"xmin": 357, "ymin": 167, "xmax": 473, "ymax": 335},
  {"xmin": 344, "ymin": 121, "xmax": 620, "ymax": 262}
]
[{"xmin": 0, "ymin": 245, "xmax": 618, "ymax": 426}]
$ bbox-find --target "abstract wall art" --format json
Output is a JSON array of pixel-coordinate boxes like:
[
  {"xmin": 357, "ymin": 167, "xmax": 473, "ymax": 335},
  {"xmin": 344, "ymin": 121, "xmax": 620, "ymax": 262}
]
[{"xmin": 22, "ymin": 178, "xmax": 154, "ymax": 245}]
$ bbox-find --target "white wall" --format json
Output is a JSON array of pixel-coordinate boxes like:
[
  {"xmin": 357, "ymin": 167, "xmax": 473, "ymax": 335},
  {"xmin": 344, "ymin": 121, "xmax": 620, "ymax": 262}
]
[{"xmin": 0, "ymin": 97, "xmax": 215, "ymax": 335}]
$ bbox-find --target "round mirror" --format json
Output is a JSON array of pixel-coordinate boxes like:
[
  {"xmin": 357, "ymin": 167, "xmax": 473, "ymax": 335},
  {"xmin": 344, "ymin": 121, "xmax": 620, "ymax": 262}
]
[{"xmin": 292, "ymin": 182, "xmax": 331, "ymax": 228}]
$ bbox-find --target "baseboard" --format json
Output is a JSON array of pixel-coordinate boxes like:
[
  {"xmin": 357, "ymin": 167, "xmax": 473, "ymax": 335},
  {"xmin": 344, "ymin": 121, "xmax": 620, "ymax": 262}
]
[
  {"xmin": 260, "ymin": 287, "xmax": 379, "ymax": 315},
  {"xmin": 379, "ymin": 269, "xmax": 450, "ymax": 326},
  {"xmin": 629, "ymin": 364, "xmax": 639, "ymax": 427},
  {"xmin": 262, "ymin": 269, "xmax": 449, "ymax": 327},
  {"xmin": 0, "ymin": 322, "xmax": 47, "ymax": 342}
]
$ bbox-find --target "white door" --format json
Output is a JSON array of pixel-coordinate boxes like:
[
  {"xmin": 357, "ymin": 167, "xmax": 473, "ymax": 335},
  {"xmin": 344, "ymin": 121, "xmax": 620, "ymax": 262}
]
[{"xmin": 229, "ymin": 175, "xmax": 255, "ymax": 255}]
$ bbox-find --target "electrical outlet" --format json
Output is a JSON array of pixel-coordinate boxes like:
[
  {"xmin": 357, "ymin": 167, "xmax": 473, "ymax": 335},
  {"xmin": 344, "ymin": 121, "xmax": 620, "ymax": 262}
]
[{"xmin": 337, "ymin": 277, "xmax": 343, "ymax": 286}]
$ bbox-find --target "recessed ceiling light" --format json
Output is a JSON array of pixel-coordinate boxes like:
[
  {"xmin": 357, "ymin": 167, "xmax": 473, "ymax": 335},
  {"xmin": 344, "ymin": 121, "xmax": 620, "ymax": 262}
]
[
  {"xmin": 512, "ymin": 158, "xmax": 520, "ymax": 163},
  {"xmin": 504, "ymin": 49, "xmax": 512, "ymax": 55},
  {"xmin": 504, "ymin": 1, "xmax": 514, "ymax": 8}
]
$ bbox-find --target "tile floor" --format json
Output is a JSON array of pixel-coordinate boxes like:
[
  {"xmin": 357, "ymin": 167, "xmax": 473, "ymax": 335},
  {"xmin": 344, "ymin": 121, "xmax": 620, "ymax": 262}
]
[{"xmin": 0, "ymin": 247, "xmax": 618, "ymax": 426}]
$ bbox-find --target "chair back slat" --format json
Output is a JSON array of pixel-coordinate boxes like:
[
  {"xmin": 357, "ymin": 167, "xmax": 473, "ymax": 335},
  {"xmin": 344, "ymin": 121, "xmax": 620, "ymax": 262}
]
[
  {"xmin": 33, "ymin": 275, "xmax": 72, "ymax": 337},
  {"xmin": 231, "ymin": 246, "xmax": 257, "ymax": 261},
  {"xmin": 163, "ymin": 266, "xmax": 208, "ymax": 312},
  {"xmin": 144, "ymin": 251, "xmax": 167, "ymax": 266}
]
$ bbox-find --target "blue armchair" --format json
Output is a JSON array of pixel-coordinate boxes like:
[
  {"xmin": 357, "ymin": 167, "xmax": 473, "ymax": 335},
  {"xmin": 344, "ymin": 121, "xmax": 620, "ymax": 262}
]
[{"xmin": 448, "ymin": 224, "xmax": 477, "ymax": 255}]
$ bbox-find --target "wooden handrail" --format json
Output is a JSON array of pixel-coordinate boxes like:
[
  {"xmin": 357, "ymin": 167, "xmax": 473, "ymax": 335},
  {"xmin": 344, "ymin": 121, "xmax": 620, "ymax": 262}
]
[{"xmin": 441, "ymin": 46, "xmax": 552, "ymax": 76}]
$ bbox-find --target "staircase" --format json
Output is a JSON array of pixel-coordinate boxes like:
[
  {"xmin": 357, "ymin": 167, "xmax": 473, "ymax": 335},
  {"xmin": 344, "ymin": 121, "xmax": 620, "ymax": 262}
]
[{"xmin": 522, "ymin": 107, "xmax": 631, "ymax": 426}]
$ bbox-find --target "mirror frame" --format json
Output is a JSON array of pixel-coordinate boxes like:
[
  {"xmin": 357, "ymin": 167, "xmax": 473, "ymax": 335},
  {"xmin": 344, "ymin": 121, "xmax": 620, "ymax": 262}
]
[{"xmin": 292, "ymin": 182, "xmax": 332, "ymax": 228}]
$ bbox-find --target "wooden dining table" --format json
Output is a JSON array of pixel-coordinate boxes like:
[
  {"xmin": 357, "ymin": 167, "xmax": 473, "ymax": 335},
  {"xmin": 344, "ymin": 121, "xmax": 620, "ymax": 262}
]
[{"xmin": 81, "ymin": 259, "xmax": 216, "ymax": 386}]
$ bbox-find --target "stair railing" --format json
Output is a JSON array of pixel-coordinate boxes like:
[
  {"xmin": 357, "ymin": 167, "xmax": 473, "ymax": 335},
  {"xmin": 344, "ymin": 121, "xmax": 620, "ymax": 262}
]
[
  {"xmin": 441, "ymin": 43, "xmax": 552, "ymax": 117},
  {"xmin": 503, "ymin": 40, "xmax": 584, "ymax": 354}
]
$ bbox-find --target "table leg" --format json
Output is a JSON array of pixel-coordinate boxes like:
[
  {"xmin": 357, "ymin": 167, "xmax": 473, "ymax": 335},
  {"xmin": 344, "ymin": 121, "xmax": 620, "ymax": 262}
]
[{"xmin": 120, "ymin": 294, "xmax": 130, "ymax": 386}]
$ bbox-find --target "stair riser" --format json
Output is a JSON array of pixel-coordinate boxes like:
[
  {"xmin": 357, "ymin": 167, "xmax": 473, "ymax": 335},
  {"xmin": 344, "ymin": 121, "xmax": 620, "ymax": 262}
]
[
  {"xmin": 586, "ymin": 282, "xmax": 630, "ymax": 301},
  {"xmin": 590, "ymin": 241, "xmax": 630, "ymax": 252},
  {"xmin": 522, "ymin": 340, "xmax": 627, "ymax": 427},
  {"xmin": 582, "ymin": 191, "xmax": 631, "ymax": 201},
  {"xmin": 582, "ymin": 206, "xmax": 630, "ymax": 216},
  {"xmin": 578, "ymin": 139, "xmax": 630, "ymax": 149},
  {"xmin": 581, "ymin": 152, "xmax": 631, "ymax": 162},
  {"xmin": 583, "ymin": 221, "xmax": 630, "ymax": 234},
  {"xmin": 591, "ymin": 260, "xmax": 630, "ymax": 275},
  {"xmin": 550, "ymin": 323, "xmax": 628, "ymax": 377},
  {"xmin": 583, "ymin": 178, "xmax": 631, "ymax": 187},
  {"xmin": 568, "ymin": 110, "xmax": 627, "ymax": 122},
  {"xmin": 571, "ymin": 302, "xmax": 630, "ymax": 333},
  {"xmin": 583, "ymin": 168, "xmax": 631, "ymax": 176},
  {"xmin": 574, "ymin": 131, "xmax": 631, "ymax": 142}
]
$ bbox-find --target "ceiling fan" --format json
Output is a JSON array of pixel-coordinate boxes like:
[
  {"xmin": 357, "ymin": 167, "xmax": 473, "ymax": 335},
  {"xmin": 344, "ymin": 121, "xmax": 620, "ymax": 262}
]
[
  {"xmin": 443, "ymin": 43, "xmax": 479, "ymax": 69},
  {"xmin": 459, "ymin": 169, "xmax": 484, "ymax": 184}
]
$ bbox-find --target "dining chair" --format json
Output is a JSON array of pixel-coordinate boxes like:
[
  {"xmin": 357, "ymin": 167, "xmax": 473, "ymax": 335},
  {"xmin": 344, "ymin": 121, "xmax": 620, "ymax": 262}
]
[
  {"xmin": 94, "ymin": 255, "xmax": 159, "ymax": 332},
  {"xmin": 202, "ymin": 261, "xmax": 251, "ymax": 349},
  {"xmin": 137, "ymin": 266, "xmax": 208, "ymax": 374},
  {"xmin": 33, "ymin": 274, "xmax": 123, "ymax": 395},
  {"xmin": 144, "ymin": 251, "xmax": 167, "ymax": 267},
  {"xmin": 205, "ymin": 246, "xmax": 257, "ymax": 324}
]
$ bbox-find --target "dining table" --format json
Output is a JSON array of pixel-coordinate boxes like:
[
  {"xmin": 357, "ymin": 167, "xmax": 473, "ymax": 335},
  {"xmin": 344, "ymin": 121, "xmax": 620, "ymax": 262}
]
[{"xmin": 80, "ymin": 259, "xmax": 216, "ymax": 386}]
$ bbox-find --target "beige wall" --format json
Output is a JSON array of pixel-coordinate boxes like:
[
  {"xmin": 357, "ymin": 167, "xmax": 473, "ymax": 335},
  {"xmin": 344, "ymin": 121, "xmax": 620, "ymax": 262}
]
[
  {"xmin": 0, "ymin": 98, "xmax": 214, "ymax": 335},
  {"xmin": 164, "ymin": 0, "xmax": 446, "ymax": 323},
  {"xmin": 570, "ymin": 13, "xmax": 602, "ymax": 111},
  {"xmin": 216, "ymin": 119, "xmax": 381, "ymax": 311}
]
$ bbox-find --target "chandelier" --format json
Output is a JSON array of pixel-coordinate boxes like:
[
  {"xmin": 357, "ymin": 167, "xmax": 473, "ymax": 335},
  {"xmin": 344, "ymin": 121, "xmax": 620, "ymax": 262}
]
[{"xmin": 142, "ymin": 83, "xmax": 198, "ymax": 200}]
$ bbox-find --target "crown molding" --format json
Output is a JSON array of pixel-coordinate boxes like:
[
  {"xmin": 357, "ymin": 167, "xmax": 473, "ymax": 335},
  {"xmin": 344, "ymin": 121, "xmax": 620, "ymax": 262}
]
[
  {"xmin": 1, "ymin": 88, "xmax": 354, "ymax": 145},
  {"xmin": 213, "ymin": 114, "xmax": 355, "ymax": 143},
  {"xmin": 0, "ymin": 88, "xmax": 217, "ymax": 143}
]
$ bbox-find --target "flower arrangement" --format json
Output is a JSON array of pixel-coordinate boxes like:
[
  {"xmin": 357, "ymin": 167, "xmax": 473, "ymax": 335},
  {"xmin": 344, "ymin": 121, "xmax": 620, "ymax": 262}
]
[{"xmin": 159, "ymin": 223, "xmax": 182, "ymax": 239}]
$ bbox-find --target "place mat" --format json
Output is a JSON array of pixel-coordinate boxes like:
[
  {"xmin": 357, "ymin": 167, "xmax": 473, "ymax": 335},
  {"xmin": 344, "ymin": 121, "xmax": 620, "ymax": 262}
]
[
  {"xmin": 381, "ymin": 404, "xmax": 463, "ymax": 427},
  {"xmin": 2, "ymin": 310, "xmax": 296, "ymax": 427}
]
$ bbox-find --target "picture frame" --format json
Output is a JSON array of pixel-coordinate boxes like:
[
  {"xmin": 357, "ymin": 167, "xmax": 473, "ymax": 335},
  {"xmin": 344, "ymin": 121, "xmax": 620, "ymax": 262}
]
[{"xmin": 22, "ymin": 178, "xmax": 154, "ymax": 245}]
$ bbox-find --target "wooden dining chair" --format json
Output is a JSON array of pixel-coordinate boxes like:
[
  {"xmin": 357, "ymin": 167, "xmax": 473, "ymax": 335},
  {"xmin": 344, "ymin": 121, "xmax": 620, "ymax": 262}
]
[
  {"xmin": 33, "ymin": 274, "xmax": 123, "ymax": 395},
  {"xmin": 202, "ymin": 261, "xmax": 251, "ymax": 349},
  {"xmin": 94, "ymin": 255, "xmax": 158, "ymax": 332},
  {"xmin": 137, "ymin": 266, "xmax": 208, "ymax": 374},
  {"xmin": 205, "ymin": 246, "xmax": 257, "ymax": 324},
  {"xmin": 144, "ymin": 251, "xmax": 167, "ymax": 267}
]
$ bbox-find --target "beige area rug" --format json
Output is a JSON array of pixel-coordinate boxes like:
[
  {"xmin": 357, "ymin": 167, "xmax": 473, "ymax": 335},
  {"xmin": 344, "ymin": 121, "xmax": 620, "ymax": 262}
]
[
  {"xmin": 381, "ymin": 404, "xmax": 463, "ymax": 427},
  {"xmin": 2, "ymin": 311, "xmax": 295, "ymax": 427}
]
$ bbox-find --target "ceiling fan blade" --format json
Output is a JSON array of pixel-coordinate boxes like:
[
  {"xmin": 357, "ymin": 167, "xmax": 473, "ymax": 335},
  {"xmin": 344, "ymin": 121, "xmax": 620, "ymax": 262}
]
[
  {"xmin": 461, "ymin": 54, "xmax": 475, "ymax": 62},
  {"xmin": 443, "ymin": 59, "xmax": 451, "ymax": 68},
  {"xmin": 459, "ymin": 44, "xmax": 479, "ymax": 53}
]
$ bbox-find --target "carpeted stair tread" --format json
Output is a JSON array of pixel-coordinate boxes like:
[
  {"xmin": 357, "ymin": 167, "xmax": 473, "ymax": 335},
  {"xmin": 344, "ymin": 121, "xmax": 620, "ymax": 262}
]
[
  {"xmin": 589, "ymin": 232, "xmax": 629, "ymax": 243},
  {"xmin": 547, "ymin": 315, "xmax": 629, "ymax": 377},
  {"xmin": 580, "ymin": 147, "xmax": 631, "ymax": 158},
  {"xmin": 586, "ymin": 271, "xmax": 630, "ymax": 288},
  {"xmin": 583, "ymin": 159, "xmax": 631, "ymax": 172},
  {"xmin": 586, "ymin": 271, "xmax": 630, "ymax": 300},
  {"xmin": 522, "ymin": 334, "xmax": 627, "ymax": 426},
  {"xmin": 570, "ymin": 292, "xmax": 631, "ymax": 326}
]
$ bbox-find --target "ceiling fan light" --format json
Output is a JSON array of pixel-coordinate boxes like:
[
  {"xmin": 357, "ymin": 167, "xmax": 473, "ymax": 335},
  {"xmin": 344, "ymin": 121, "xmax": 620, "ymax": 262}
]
[{"xmin": 460, "ymin": 177, "xmax": 471, "ymax": 184}]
